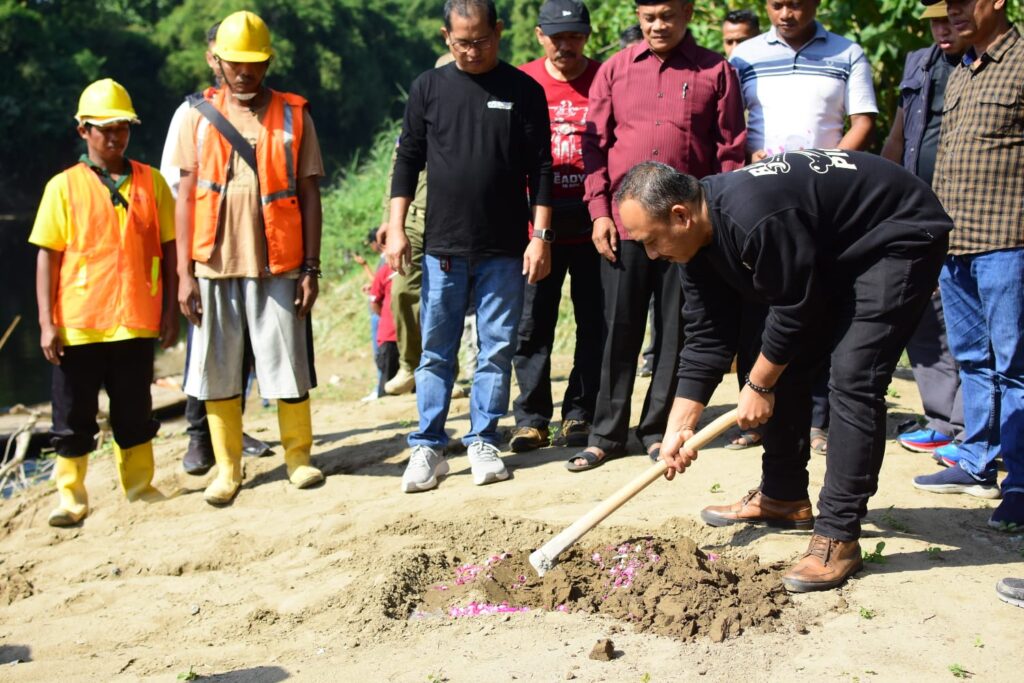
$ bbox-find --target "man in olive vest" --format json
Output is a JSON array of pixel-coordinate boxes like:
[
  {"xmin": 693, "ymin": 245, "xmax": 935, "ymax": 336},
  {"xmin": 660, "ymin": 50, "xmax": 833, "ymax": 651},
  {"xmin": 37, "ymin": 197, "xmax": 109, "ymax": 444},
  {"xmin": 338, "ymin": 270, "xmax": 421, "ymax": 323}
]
[{"xmin": 174, "ymin": 11, "xmax": 326, "ymax": 506}]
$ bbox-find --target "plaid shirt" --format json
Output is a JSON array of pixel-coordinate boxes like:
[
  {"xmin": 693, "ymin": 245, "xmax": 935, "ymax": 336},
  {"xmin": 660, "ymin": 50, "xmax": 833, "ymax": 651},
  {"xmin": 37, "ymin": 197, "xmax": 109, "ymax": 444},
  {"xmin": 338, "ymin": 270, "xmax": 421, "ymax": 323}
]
[{"xmin": 935, "ymin": 26, "xmax": 1024, "ymax": 255}]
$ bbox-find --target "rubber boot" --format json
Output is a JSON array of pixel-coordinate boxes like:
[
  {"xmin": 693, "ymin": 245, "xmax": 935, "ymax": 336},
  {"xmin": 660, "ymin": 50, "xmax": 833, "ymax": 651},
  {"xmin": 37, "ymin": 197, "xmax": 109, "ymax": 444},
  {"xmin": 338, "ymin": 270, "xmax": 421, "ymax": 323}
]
[
  {"xmin": 204, "ymin": 398, "xmax": 244, "ymax": 506},
  {"xmin": 48, "ymin": 456, "xmax": 89, "ymax": 527},
  {"xmin": 113, "ymin": 441, "xmax": 165, "ymax": 502},
  {"xmin": 277, "ymin": 398, "xmax": 324, "ymax": 489}
]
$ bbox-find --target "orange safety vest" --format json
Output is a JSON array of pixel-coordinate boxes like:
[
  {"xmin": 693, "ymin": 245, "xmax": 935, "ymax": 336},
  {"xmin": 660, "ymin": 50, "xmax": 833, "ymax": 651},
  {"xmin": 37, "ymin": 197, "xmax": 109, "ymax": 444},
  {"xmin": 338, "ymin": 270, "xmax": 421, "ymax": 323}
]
[
  {"xmin": 192, "ymin": 87, "xmax": 306, "ymax": 274},
  {"xmin": 55, "ymin": 161, "xmax": 164, "ymax": 332}
]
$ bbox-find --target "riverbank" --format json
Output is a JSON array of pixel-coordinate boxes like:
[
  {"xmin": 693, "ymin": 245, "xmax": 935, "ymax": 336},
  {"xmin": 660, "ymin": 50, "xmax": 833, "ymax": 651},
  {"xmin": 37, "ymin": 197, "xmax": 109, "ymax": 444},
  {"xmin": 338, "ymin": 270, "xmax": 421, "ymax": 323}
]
[{"xmin": 0, "ymin": 368, "xmax": 1020, "ymax": 682}]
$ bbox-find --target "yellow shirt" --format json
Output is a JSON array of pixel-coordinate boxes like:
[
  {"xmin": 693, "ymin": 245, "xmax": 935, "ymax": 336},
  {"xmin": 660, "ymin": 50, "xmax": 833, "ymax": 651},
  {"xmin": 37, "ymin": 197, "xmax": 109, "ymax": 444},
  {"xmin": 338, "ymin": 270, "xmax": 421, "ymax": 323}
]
[{"xmin": 28, "ymin": 163, "xmax": 176, "ymax": 346}]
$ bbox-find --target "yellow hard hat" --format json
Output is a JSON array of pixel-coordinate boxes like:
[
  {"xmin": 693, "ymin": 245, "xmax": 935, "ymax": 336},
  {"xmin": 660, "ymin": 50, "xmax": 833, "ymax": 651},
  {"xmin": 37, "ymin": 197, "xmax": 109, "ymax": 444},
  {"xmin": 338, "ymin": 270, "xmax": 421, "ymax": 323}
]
[
  {"xmin": 75, "ymin": 78, "xmax": 140, "ymax": 125},
  {"xmin": 213, "ymin": 11, "xmax": 274, "ymax": 62},
  {"xmin": 921, "ymin": 2, "xmax": 947, "ymax": 20}
]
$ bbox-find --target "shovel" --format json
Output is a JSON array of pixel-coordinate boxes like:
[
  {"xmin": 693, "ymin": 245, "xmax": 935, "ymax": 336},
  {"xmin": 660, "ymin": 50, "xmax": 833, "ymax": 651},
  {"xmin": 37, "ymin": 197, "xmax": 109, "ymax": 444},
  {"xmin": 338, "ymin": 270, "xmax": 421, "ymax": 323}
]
[{"xmin": 529, "ymin": 408, "xmax": 738, "ymax": 576}]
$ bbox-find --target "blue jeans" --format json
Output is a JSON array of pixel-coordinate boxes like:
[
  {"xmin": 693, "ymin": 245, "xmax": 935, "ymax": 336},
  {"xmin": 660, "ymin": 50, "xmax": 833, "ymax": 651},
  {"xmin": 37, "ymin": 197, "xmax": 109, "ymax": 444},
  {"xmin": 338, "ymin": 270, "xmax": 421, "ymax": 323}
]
[
  {"xmin": 940, "ymin": 249, "xmax": 1024, "ymax": 493},
  {"xmin": 409, "ymin": 255, "xmax": 524, "ymax": 450}
]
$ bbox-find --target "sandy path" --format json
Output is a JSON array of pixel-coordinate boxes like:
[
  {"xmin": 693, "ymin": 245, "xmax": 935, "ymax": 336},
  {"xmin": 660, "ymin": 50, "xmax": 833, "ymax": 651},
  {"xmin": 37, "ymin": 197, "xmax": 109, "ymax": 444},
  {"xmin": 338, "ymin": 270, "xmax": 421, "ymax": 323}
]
[{"xmin": 1, "ymin": 369, "xmax": 1020, "ymax": 682}]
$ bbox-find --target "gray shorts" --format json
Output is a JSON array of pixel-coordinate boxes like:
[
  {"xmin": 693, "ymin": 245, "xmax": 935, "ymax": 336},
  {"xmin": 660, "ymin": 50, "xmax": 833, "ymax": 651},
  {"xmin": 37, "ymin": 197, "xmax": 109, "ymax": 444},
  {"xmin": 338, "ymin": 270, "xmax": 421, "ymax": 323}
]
[{"xmin": 184, "ymin": 277, "xmax": 313, "ymax": 401}]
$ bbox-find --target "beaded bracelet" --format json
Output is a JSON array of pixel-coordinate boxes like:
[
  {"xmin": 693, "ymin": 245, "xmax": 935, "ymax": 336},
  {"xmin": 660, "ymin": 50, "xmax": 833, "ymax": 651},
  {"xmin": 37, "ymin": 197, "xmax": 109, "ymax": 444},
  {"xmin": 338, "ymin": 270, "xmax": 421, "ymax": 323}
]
[{"xmin": 744, "ymin": 374, "xmax": 775, "ymax": 395}]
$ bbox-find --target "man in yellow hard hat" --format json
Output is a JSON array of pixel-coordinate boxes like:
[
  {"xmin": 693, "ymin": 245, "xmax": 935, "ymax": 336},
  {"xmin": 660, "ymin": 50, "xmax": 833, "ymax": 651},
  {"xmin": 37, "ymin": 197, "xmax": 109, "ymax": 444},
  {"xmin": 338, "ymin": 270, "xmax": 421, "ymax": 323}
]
[
  {"xmin": 173, "ymin": 11, "xmax": 326, "ymax": 506},
  {"xmin": 160, "ymin": 20, "xmax": 273, "ymax": 477},
  {"xmin": 29, "ymin": 78, "xmax": 179, "ymax": 526}
]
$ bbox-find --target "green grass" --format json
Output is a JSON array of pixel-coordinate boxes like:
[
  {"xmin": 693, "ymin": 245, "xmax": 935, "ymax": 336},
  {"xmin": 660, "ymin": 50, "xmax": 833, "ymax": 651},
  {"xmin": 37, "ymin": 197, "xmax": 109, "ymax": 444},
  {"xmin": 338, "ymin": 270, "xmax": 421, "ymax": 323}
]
[
  {"xmin": 862, "ymin": 541, "xmax": 887, "ymax": 564},
  {"xmin": 320, "ymin": 120, "xmax": 401, "ymax": 279},
  {"xmin": 948, "ymin": 663, "xmax": 971, "ymax": 679}
]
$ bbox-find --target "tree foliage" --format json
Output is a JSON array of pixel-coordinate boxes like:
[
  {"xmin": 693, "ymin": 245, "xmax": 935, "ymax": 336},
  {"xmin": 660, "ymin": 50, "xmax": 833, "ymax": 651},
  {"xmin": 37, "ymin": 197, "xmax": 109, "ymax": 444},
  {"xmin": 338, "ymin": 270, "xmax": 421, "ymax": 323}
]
[{"xmin": 4, "ymin": 0, "xmax": 1023, "ymax": 213}]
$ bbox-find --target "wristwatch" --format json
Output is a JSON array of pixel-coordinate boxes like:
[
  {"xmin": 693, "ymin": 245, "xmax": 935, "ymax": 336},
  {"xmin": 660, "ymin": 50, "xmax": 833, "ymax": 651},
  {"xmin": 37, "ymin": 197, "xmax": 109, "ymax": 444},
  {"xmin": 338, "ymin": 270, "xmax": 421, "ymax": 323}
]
[{"xmin": 533, "ymin": 227, "xmax": 556, "ymax": 243}]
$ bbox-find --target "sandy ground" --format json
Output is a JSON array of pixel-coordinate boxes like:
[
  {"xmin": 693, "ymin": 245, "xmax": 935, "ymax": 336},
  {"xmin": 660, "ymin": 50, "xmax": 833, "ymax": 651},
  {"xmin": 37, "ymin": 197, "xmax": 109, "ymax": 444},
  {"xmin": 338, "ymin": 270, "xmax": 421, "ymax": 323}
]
[{"xmin": 1, "ymin": 366, "xmax": 1021, "ymax": 682}]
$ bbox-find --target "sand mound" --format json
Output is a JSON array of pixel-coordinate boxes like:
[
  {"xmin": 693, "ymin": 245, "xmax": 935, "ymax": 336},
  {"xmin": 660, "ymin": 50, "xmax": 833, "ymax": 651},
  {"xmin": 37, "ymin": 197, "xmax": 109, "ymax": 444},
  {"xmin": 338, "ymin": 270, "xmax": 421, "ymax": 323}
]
[{"xmin": 406, "ymin": 535, "xmax": 789, "ymax": 642}]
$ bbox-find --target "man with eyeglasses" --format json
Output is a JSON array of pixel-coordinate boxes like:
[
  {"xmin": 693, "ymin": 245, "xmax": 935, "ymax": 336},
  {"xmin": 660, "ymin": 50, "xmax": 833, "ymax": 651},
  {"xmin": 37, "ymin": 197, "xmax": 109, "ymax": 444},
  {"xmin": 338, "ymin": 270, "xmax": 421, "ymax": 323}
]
[{"xmin": 386, "ymin": 0, "xmax": 554, "ymax": 492}]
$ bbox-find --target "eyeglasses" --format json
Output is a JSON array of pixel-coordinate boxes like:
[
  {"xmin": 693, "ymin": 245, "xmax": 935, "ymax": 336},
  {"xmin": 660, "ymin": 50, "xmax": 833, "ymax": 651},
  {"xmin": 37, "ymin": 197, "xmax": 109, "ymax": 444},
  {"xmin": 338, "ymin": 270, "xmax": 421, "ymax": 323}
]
[{"xmin": 449, "ymin": 33, "xmax": 495, "ymax": 54}]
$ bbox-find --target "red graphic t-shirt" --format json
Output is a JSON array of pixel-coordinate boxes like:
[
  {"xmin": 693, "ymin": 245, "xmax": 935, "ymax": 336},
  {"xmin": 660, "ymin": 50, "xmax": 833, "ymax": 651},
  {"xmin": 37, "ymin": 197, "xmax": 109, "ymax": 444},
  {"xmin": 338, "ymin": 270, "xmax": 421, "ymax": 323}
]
[
  {"xmin": 370, "ymin": 263, "xmax": 397, "ymax": 345},
  {"xmin": 520, "ymin": 57, "xmax": 600, "ymax": 244}
]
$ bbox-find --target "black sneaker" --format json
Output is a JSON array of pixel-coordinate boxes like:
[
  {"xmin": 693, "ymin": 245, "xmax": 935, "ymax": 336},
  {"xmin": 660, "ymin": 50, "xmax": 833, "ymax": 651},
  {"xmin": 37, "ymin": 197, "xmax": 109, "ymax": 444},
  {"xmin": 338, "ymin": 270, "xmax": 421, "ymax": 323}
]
[{"xmin": 912, "ymin": 464, "xmax": 1000, "ymax": 499}]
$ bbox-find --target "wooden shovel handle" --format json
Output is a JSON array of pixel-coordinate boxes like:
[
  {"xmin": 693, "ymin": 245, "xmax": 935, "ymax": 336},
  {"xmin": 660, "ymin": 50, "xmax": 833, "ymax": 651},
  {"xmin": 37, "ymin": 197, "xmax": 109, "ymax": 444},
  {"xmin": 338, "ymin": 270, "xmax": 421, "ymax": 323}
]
[{"xmin": 531, "ymin": 408, "xmax": 738, "ymax": 574}]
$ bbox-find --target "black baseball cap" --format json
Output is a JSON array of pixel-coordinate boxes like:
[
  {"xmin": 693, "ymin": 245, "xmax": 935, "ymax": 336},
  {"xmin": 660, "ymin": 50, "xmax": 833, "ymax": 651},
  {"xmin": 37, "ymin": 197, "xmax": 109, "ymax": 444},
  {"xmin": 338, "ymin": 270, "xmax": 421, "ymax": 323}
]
[{"xmin": 538, "ymin": 0, "xmax": 591, "ymax": 36}]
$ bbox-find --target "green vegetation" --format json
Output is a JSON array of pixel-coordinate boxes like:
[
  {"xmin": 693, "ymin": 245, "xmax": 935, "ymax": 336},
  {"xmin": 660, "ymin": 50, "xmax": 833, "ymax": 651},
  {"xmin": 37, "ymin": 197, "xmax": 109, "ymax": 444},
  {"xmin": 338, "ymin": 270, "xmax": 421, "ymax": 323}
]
[
  {"xmin": 177, "ymin": 666, "xmax": 200, "ymax": 681},
  {"xmin": 9, "ymin": 0, "xmax": 1024, "ymax": 215},
  {"xmin": 862, "ymin": 541, "xmax": 887, "ymax": 564},
  {"xmin": 925, "ymin": 546, "xmax": 943, "ymax": 560},
  {"xmin": 948, "ymin": 663, "xmax": 971, "ymax": 679},
  {"xmin": 710, "ymin": 483, "xmax": 722, "ymax": 493},
  {"xmin": 859, "ymin": 606, "xmax": 876, "ymax": 620}
]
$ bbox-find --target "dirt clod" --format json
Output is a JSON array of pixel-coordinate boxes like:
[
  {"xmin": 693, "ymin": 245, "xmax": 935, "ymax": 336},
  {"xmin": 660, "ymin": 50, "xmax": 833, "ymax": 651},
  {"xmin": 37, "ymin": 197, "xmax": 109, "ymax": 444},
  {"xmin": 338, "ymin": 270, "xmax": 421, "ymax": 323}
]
[
  {"xmin": 409, "ymin": 535, "xmax": 789, "ymax": 642},
  {"xmin": 589, "ymin": 638, "xmax": 615, "ymax": 661}
]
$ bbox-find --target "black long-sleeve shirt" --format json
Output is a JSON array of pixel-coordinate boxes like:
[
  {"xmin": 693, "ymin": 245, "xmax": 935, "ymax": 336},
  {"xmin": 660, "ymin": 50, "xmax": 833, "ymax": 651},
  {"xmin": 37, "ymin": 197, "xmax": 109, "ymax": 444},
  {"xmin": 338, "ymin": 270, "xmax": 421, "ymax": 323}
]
[
  {"xmin": 676, "ymin": 149, "xmax": 953, "ymax": 404},
  {"xmin": 391, "ymin": 61, "xmax": 553, "ymax": 258}
]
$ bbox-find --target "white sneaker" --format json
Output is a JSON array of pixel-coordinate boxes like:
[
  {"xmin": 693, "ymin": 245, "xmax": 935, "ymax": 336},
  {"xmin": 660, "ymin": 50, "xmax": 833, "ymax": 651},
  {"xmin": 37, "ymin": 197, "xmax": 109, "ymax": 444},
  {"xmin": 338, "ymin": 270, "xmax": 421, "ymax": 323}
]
[
  {"xmin": 401, "ymin": 445, "xmax": 449, "ymax": 493},
  {"xmin": 467, "ymin": 441, "xmax": 509, "ymax": 486}
]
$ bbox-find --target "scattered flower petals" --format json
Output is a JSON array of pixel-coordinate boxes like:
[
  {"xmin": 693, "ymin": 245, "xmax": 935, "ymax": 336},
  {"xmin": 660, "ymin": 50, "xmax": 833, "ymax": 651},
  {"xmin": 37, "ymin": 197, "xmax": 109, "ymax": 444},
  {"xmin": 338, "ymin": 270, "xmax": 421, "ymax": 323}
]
[
  {"xmin": 448, "ymin": 601, "xmax": 529, "ymax": 618},
  {"xmin": 590, "ymin": 539, "xmax": 662, "ymax": 590}
]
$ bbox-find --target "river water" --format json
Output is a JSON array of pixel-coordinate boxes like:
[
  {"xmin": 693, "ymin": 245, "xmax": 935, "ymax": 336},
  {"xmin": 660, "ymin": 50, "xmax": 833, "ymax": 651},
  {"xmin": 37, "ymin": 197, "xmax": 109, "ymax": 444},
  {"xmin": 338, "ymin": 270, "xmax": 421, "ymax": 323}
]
[{"xmin": 0, "ymin": 216, "xmax": 52, "ymax": 409}]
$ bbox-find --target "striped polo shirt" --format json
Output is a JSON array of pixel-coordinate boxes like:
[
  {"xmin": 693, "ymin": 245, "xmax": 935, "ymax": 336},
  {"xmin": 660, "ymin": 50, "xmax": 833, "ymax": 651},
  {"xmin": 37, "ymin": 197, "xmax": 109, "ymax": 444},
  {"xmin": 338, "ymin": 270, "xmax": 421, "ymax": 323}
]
[{"xmin": 729, "ymin": 22, "xmax": 878, "ymax": 155}]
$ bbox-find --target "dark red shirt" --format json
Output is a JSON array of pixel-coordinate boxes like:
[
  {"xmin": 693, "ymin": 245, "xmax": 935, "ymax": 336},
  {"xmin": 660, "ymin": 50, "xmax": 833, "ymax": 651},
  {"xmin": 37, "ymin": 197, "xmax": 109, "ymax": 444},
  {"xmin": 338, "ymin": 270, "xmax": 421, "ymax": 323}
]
[{"xmin": 583, "ymin": 31, "xmax": 747, "ymax": 239}]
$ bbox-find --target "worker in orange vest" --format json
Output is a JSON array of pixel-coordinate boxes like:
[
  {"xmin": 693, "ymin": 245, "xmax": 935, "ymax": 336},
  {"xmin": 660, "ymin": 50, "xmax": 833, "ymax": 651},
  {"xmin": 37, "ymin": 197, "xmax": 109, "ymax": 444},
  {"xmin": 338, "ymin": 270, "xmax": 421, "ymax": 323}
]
[
  {"xmin": 173, "ymin": 11, "xmax": 326, "ymax": 506},
  {"xmin": 30, "ymin": 78, "xmax": 179, "ymax": 527}
]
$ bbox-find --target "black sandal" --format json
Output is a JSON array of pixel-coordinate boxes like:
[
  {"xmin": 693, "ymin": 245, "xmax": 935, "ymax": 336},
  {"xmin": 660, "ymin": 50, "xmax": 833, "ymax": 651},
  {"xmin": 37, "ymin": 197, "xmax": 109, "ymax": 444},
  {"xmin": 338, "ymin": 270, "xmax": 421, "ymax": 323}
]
[{"xmin": 566, "ymin": 449, "xmax": 611, "ymax": 472}]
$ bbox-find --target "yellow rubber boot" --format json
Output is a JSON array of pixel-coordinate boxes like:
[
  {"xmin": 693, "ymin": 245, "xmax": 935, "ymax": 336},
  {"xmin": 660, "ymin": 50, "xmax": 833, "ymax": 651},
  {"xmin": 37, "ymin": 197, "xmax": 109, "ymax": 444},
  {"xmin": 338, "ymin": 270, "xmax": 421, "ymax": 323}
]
[
  {"xmin": 48, "ymin": 456, "xmax": 89, "ymax": 527},
  {"xmin": 277, "ymin": 398, "xmax": 324, "ymax": 489},
  {"xmin": 204, "ymin": 398, "xmax": 244, "ymax": 505},
  {"xmin": 113, "ymin": 441, "xmax": 165, "ymax": 502}
]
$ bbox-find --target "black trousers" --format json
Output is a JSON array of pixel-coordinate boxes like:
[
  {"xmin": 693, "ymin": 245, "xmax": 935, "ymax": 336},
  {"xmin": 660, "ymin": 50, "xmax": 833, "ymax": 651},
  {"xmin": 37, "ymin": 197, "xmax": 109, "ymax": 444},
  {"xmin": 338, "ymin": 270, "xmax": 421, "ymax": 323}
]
[
  {"xmin": 589, "ymin": 240, "xmax": 684, "ymax": 453},
  {"xmin": 375, "ymin": 340, "xmax": 399, "ymax": 397},
  {"xmin": 758, "ymin": 239, "xmax": 947, "ymax": 540},
  {"xmin": 512, "ymin": 241, "xmax": 604, "ymax": 428},
  {"xmin": 50, "ymin": 338, "xmax": 159, "ymax": 456}
]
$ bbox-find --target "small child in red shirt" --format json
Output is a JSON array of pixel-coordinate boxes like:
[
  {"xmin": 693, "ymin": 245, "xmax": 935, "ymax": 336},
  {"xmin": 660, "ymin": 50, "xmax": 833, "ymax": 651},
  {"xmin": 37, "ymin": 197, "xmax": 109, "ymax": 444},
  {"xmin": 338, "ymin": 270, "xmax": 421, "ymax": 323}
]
[{"xmin": 369, "ymin": 260, "xmax": 399, "ymax": 398}]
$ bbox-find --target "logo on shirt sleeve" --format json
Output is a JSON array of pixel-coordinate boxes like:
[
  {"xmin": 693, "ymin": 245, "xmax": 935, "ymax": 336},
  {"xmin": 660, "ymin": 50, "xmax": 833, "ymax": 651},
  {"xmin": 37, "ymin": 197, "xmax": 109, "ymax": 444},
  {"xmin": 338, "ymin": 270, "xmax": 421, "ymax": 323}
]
[{"xmin": 487, "ymin": 100, "xmax": 514, "ymax": 110}]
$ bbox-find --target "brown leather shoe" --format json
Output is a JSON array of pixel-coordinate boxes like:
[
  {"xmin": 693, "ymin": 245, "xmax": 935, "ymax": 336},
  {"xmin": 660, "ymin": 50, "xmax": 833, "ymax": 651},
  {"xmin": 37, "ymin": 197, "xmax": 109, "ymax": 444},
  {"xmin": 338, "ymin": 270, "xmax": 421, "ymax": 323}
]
[
  {"xmin": 782, "ymin": 534, "xmax": 863, "ymax": 592},
  {"xmin": 700, "ymin": 489, "xmax": 814, "ymax": 529},
  {"xmin": 509, "ymin": 426, "xmax": 550, "ymax": 453}
]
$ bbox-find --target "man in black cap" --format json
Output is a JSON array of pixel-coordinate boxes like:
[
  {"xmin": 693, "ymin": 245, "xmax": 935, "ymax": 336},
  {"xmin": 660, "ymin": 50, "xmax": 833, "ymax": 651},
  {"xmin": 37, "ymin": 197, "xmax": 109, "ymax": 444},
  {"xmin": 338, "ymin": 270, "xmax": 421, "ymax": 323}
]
[
  {"xmin": 615, "ymin": 151, "xmax": 951, "ymax": 592},
  {"xmin": 510, "ymin": 0, "xmax": 604, "ymax": 454}
]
